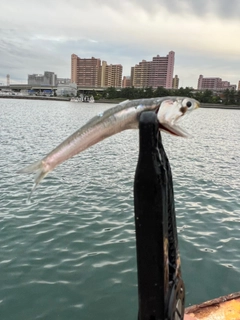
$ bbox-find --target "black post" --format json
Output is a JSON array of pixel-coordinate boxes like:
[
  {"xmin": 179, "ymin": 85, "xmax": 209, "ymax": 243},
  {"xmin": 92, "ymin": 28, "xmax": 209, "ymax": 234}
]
[{"xmin": 134, "ymin": 112, "xmax": 185, "ymax": 320}]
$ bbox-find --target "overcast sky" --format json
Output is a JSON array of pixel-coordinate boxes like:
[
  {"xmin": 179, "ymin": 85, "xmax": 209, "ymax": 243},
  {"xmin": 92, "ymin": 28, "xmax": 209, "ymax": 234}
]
[{"xmin": 1, "ymin": 0, "xmax": 240, "ymax": 88}]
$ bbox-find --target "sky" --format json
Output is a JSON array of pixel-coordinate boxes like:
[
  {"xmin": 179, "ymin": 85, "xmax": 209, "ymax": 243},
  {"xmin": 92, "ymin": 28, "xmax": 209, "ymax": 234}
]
[{"xmin": 0, "ymin": 0, "xmax": 240, "ymax": 88}]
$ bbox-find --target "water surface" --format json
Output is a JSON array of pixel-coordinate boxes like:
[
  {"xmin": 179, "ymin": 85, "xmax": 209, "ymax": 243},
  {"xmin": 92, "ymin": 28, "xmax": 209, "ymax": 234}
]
[{"xmin": 0, "ymin": 99, "xmax": 239, "ymax": 319}]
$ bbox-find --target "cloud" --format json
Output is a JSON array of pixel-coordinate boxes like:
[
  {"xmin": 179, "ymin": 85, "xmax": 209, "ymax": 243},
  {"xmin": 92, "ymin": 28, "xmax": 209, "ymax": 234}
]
[
  {"xmin": 71, "ymin": 0, "xmax": 240, "ymax": 20},
  {"xmin": 154, "ymin": 0, "xmax": 240, "ymax": 19},
  {"xmin": 0, "ymin": 0, "xmax": 240, "ymax": 87}
]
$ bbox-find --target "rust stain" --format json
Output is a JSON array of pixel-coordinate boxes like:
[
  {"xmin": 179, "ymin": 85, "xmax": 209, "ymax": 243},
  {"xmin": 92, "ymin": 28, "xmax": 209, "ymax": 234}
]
[{"xmin": 185, "ymin": 292, "xmax": 240, "ymax": 320}]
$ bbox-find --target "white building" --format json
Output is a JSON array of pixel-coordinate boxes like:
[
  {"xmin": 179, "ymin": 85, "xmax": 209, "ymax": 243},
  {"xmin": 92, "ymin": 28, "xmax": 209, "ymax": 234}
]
[
  {"xmin": 57, "ymin": 78, "xmax": 71, "ymax": 85},
  {"xmin": 56, "ymin": 82, "xmax": 77, "ymax": 97}
]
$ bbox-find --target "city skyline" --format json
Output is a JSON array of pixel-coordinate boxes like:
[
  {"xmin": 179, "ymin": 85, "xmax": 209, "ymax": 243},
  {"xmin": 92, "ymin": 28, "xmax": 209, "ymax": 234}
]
[
  {"xmin": 2, "ymin": 52, "xmax": 237, "ymax": 91},
  {"xmin": 0, "ymin": 0, "xmax": 240, "ymax": 88},
  {"xmin": 71, "ymin": 54, "xmax": 123, "ymax": 88},
  {"xmin": 70, "ymin": 52, "xmax": 175, "ymax": 89}
]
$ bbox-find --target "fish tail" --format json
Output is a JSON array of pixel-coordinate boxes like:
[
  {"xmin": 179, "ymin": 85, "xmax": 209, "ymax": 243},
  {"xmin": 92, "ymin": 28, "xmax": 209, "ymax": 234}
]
[
  {"xmin": 18, "ymin": 160, "xmax": 49, "ymax": 198},
  {"xmin": 18, "ymin": 160, "xmax": 43, "ymax": 174}
]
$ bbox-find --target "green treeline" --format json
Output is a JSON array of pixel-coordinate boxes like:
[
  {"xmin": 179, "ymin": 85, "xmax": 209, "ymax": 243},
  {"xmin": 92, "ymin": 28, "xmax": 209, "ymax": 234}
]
[{"xmin": 85, "ymin": 87, "xmax": 240, "ymax": 105}]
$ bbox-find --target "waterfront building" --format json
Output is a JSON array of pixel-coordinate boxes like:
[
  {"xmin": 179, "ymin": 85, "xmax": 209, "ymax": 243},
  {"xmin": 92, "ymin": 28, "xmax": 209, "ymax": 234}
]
[
  {"xmin": 28, "ymin": 71, "xmax": 57, "ymax": 86},
  {"xmin": 221, "ymin": 81, "xmax": 231, "ymax": 89},
  {"xmin": 122, "ymin": 76, "xmax": 131, "ymax": 88},
  {"xmin": 149, "ymin": 52, "xmax": 175, "ymax": 88},
  {"xmin": 99, "ymin": 60, "xmax": 107, "ymax": 87},
  {"xmin": 197, "ymin": 75, "xmax": 222, "ymax": 90},
  {"xmin": 131, "ymin": 60, "xmax": 152, "ymax": 88},
  {"xmin": 71, "ymin": 54, "xmax": 123, "ymax": 88},
  {"xmin": 197, "ymin": 75, "xmax": 236, "ymax": 91},
  {"xmin": 131, "ymin": 51, "xmax": 175, "ymax": 89},
  {"xmin": 228, "ymin": 84, "xmax": 237, "ymax": 90},
  {"xmin": 71, "ymin": 54, "xmax": 101, "ymax": 87},
  {"xmin": 172, "ymin": 75, "xmax": 179, "ymax": 89},
  {"xmin": 57, "ymin": 78, "xmax": 71, "ymax": 85},
  {"xmin": 56, "ymin": 82, "xmax": 77, "ymax": 97},
  {"xmin": 100, "ymin": 61, "xmax": 122, "ymax": 88}
]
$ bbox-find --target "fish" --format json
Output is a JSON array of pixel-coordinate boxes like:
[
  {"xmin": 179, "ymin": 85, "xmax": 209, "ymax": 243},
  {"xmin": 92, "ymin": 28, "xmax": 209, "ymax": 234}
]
[{"xmin": 18, "ymin": 96, "xmax": 200, "ymax": 196}]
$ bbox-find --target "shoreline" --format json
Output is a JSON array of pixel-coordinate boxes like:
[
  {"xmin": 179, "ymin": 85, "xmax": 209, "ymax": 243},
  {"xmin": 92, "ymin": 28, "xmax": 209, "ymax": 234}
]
[
  {"xmin": 0, "ymin": 95, "xmax": 240, "ymax": 109},
  {"xmin": 0, "ymin": 95, "xmax": 70, "ymax": 102},
  {"xmin": 98, "ymin": 100, "xmax": 240, "ymax": 109},
  {"xmin": 200, "ymin": 103, "xmax": 240, "ymax": 110}
]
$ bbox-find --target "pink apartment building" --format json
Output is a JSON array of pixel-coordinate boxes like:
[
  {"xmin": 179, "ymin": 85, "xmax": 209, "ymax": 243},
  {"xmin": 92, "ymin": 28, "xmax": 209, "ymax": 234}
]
[
  {"xmin": 131, "ymin": 51, "xmax": 175, "ymax": 89},
  {"xmin": 122, "ymin": 76, "xmax": 131, "ymax": 88},
  {"xmin": 197, "ymin": 75, "xmax": 236, "ymax": 91},
  {"xmin": 197, "ymin": 75, "xmax": 222, "ymax": 90}
]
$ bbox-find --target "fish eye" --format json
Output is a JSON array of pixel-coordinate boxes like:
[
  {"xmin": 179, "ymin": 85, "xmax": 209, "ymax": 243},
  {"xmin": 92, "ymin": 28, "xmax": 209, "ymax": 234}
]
[{"xmin": 186, "ymin": 101, "xmax": 192, "ymax": 108}]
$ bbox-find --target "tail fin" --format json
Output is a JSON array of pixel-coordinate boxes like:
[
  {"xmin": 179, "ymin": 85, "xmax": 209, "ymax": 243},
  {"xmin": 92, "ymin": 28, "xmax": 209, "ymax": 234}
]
[
  {"xmin": 18, "ymin": 160, "xmax": 43, "ymax": 175},
  {"xmin": 18, "ymin": 160, "xmax": 49, "ymax": 199}
]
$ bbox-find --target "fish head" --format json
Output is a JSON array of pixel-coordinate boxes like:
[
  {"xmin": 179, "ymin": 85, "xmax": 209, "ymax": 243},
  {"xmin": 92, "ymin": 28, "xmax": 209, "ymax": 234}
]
[{"xmin": 157, "ymin": 97, "xmax": 200, "ymax": 137}]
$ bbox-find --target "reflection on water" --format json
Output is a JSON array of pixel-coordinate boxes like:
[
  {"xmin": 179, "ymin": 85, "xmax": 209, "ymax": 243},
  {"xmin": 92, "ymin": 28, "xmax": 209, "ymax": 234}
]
[{"xmin": 0, "ymin": 99, "xmax": 239, "ymax": 319}]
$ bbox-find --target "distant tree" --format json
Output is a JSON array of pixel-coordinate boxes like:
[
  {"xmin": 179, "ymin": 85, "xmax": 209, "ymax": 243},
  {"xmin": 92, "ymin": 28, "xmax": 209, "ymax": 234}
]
[
  {"xmin": 100, "ymin": 85, "xmax": 232, "ymax": 104},
  {"xmin": 176, "ymin": 87, "xmax": 193, "ymax": 97},
  {"xmin": 223, "ymin": 89, "xmax": 236, "ymax": 105},
  {"xmin": 120, "ymin": 87, "xmax": 136, "ymax": 99},
  {"xmin": 235, "ymin": 90, "xmax": 240, "ymax": 105},
  {"xmin": 229, "ymin": 89, "xmax": 236, "ymax": 104},
  {"xmin": 192, "ymin": 91, "xmax": 203, "ymax": 102},
  {"xmin": 135, "ymin": 88, "xmax": 143, "ymax": 99},
  {"xmin": 211, "ymin": 94, "xmax": 222, "ymax": 104},
  {"xmin": 195, "ymin": 89, "xmax": 214, "ymax": 103},
  {"xmin": 102, "ymin": 87, "xmax": 118, "ymax": 99},
  {"xmin": 222, "ymin": 89, "xmax": 230, "ymax": 105},
  {"xmin": 143, "ymin": 87, "xmax": 154, "ymax": 98},
  {"xmin": 153, "ymin": 86, "xmax": 169, "ymax": 97}
]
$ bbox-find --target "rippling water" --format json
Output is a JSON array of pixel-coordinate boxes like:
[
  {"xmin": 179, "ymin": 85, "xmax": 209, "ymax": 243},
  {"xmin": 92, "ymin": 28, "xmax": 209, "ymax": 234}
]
[{"xmin": 1, "ymin": 99, "xmax": 239, "ymax": 319}]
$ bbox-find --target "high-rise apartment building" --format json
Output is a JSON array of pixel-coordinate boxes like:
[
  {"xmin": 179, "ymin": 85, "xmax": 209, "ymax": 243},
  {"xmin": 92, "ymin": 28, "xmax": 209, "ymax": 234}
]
[
  {"xmin": 197, "ymin": 75, "xmax": 236, "ymax": 90},
  {"xmin": 101, "ymin": 62, "xmax": 122, "ymax": 87},
  {"xmin": 172, "ymin": 75, "xmax": 179, "ymax": 89},
  {"xmin": 71, "ymin": 54, "xmax": 78, "ymax": 84},
  {"xmin": 122, "ymin": 76, "xmax": 131, "ymax": 88},
  {"xmin": 197, "ymin": 75, "xmax": 222, "ymax": 90},
  {"xmin": 131, "ymin": 60, "xmax": 151, "ymax": 88},
  {"xmin": 71, "ymin": 54, "xmax": 101, "ymax": 87},
  {"xmin": 71, "ymin": 54, "xmax": 123, "ymax": 87},
  {"xmin": 131, "ymin": 51, "xmax": 175, "ymax": 89}
]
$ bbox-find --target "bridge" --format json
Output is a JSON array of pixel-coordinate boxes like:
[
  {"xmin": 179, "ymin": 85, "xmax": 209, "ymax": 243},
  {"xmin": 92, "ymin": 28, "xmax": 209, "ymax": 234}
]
[{"xmin": 0, "ymin": 84, "xmax": 121, "ymax": 92}]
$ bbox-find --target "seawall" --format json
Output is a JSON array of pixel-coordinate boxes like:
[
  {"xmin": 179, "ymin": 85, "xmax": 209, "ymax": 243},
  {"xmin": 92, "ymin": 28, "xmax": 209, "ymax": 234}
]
[{"xmin": 0, "ymin": 95, "xmax": 70, "ymax": 102}]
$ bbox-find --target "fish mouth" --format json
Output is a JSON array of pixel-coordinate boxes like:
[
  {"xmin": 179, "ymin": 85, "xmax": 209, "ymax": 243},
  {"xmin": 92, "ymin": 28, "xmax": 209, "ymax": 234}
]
[
  {"xmin": 159, "ymin": 123, "xmax": 188, "ymax": 137},
  {"xmin": 156, "ymin": 99, "xmax": 200, "ymax": 137}
]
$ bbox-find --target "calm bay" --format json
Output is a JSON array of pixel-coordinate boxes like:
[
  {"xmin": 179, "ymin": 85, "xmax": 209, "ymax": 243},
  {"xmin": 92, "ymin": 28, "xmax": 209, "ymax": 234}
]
[{"xmin": 0, "ymin": 98, "xmax": 239, "ymax": 320}]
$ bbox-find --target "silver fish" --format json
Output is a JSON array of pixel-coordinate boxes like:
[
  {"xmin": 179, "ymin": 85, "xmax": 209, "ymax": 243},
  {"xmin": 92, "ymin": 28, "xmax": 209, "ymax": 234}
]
[{"xmin": 19, "ymin": 96, "xmax": 200, "ymax": 195}]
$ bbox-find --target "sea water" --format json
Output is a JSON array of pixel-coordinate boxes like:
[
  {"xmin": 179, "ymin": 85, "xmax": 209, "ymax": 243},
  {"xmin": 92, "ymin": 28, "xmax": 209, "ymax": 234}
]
[{"xmin": 0, "ymin": 99, "xmax": 239, "ymax": 320}]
